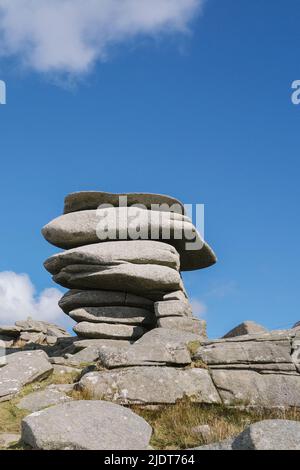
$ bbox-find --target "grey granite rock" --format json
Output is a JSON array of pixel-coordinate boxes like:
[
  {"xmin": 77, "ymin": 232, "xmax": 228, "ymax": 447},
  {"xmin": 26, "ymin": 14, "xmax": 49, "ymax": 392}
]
[
  {"xmin": 42, "ymin": 208, "xmax": 216, "ymax": 271},
  {"xmin": 154, "ymin": 300, "xmax": 192, "ymax": 318},
  {"xmin": 211, "ymin": 369, "xmax": 300, "ymax": 407},
  {"xmin": 223, "ymin": 321, "xmax": 268, "ymax": 339},
  {"xmin": 69, "ymin": 306, "xmax": 155, "ymax": 326},
  {"xmin": 136, "ymin": 327, "xmax": 204, "ymax": 349},
  {"xmin": 97, "ymin": 342, "xmax": 191, "ymax": 368},
  {"xmin": 232, "ymin": 419, "xmax": 300, "ymax": 450},
  {"xmin": 59, "ymin": 289, "xmax": 154, "ymax": 314},
  {"xmin": 0, "ymin": 351, "xmax": 53, "ymax": 402},
  {"xmin": 0, "ymin": 325, "xmax": 21, "ymax": 338},
  {"xmin": 44, "ymin": 240, "xmax": 180, "ymax": 274},
  {"xmin": 21, "ymin": 400, "xmax": 152, "ymax": 450},
  {"xmin": 157, "ymin": 317, "xmax": 206, "ymax": 336},
  {"xmin": 0, "ymin": 433, "xmax": 21, "ymax": 448},
  {"xmin": 63, "ymin": 191, "xmax": 186, "ymax": 215},
  {"xmin": 17, "ymin": 389, "xmax": 72, "ymax": 412},
  {"xmin": 73, "ymin": 338, "xmax": 132, "ymax": 352},
  {"xmin": 195, "ymin": 340, "xmax": 293, "ymax": 367},
  {"xmin": 78, "ymin": 367, "xmax": 221, "ymax": 404},
  {"xmin": 73, "ymin": 321, "xmax": 145, "ymax": 340}
]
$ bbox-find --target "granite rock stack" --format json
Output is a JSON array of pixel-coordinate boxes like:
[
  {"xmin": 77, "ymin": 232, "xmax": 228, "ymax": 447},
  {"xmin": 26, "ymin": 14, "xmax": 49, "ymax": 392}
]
[{"xmin": 42, "ymin": 191, "xmax": 216, "ymax": 342}]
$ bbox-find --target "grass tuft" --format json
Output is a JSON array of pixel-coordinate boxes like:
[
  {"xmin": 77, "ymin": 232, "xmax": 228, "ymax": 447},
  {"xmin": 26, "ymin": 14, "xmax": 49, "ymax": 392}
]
[{"xmin": 132, "ymin": 399, "xmax": 300, "ymax": 450}]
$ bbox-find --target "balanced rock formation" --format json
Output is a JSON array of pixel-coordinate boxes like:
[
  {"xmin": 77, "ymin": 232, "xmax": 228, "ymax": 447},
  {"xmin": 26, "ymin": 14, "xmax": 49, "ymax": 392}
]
[{"xmin": 42, "ymin": 191, "xmax": 216, "ymax": 343}]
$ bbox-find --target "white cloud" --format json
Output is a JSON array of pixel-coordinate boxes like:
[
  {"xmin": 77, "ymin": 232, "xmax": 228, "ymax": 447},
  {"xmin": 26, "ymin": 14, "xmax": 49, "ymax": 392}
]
[
  {"xmin": 0, "ymin": 0, "xmax": 204, "ymax": 75},
  {"xmin": 0, "ymin": 271, "xmax": 72, "ymax": 328},
  {"xmin": 190, "ymin": 298, "xmax": 207, "ymax": 318}
]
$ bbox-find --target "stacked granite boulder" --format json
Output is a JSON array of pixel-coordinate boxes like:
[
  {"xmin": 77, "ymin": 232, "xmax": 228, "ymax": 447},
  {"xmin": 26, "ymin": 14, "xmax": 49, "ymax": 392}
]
[{"xmin": 42, "ymin": 191, "xmax": 216, "ymax": 343}]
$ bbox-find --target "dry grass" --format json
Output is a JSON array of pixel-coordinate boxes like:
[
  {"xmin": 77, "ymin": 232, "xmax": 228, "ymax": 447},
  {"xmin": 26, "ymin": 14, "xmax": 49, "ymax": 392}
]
[
  {"xmin": 0, "ymin": 401, "xmax": 27, "ymax": 434},
  {"xmin": 187, "ymin": 341, "xmax": 201, "ymax": 356},
  {"xmin": 132, "ymin": 399, "xmax": 300, "ymax": 450}
]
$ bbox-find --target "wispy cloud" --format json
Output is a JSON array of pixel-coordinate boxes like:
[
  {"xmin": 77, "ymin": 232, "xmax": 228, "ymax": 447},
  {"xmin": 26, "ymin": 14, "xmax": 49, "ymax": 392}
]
[
  {"xmin": 0, "ymin": 271, "xmax": 72, "ymax": 328},
  {"xmin": 0, "ymin": 0, "xmax": 204, "ymax": 76},
  {"xmin": 205, "ymin": 280, "xmax": 238, "ymax": 298},
  {"xmin": 190, "ymin": 298, "xmax": 207, "ymax": 318}
]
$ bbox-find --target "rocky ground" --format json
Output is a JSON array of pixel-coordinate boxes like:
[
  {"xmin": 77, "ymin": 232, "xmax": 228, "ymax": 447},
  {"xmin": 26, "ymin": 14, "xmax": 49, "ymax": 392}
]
[{"xmin": 1, "ymin": 317, "xmax": 300, "ymax": 450}]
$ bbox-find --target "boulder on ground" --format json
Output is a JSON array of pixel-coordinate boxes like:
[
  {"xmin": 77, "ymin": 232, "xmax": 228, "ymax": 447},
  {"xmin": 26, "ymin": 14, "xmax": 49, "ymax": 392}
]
[
  {"xmin": 78, "ymin": 366, "xmax": 220, "ymax": 405},
  {"xmin": 223, "ymin": 321, "xmax": 268, "ymax": 338},
  {"xmin": 21, "ymin": 400, "xmax": 152, "ymax": 450},
  {"xmin": 232, "ymin": 419, "xmax": 300, "ymax": 450},
  {"xmin": 0, "ymin": 351, "xmax": 53, "ymax": 402},
  {"xmin": 73, "ymin": 322, "xmax": 145, "ymax": 340}
]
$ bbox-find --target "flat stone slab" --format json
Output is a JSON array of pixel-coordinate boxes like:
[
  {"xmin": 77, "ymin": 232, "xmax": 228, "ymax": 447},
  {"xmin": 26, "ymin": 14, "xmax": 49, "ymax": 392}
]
[
  {"xmin": 211, "ymin": 369, "xmax": 300, "ymax": 407},
  {"xmin": 17, "ymin": 389, "xmax": 72, "ymax": 412},
  {"xmin": 78, "ymin": 367, "xmax": 221, "ymax": 404},
  {"xmin": 59, "ymin": 289, "xmax": 154, "ymax": 314},
  {"xmin": 44, "ymin": 240, "xmax": 180, "ymax": 274},
  {"xmin": 195, "ymin": 340, "xmax": 293, "ymax": 367},
  {"xmin": 73, "ymin": 322, "xmax": 145, "ymax": 340},
  {"xmin": 98, "ymin": 342, "xmax": 191, "ymax": 368},
  {"xmin": 223, "ymin": 321, "xmax": 268, "ymax": 338},
  {"xmin": 73, "ymin": 338, "xmax": 132, "ymax": 352},
  {"xmin": 15, "ymin": 318, "xmax": 70, "ymax": 337},
  {"xmin": 63, "ymin": 191, "xmax": 186, "ymax": 215},
  {"xmin": 69, "ymin": 306, "xmax": 155, "ymax": 326},
  {"xmin": 232, "ymin": 420, "xmax": 300, "ymax": 450},
  {"xmin": 0, "ymin": 351, "xmax": 53, "ymax": 402},
  {"xmin": 53, "ymin": 262, "xmax": 184, "ymax": 297},
  {"xmin": 42, "ymin": 208, "xmax": 216, "ymax": 271},
  {"xmin": 21, "ymin": 400, "xmax": 152, "ymax": 450},
  {"xmin": 0, "ymin": 325, "xmax": 21, "ymax": 338}
]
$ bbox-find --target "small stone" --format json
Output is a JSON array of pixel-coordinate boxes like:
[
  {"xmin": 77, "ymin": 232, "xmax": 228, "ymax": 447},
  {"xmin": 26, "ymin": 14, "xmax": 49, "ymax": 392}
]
[
  {"xmin": 0, "ymin": 433, "xmax": 21, "ymax": 449},
  {"xmin": 191, "ymin": 424, "xmax": 212, "ymax": 440}
]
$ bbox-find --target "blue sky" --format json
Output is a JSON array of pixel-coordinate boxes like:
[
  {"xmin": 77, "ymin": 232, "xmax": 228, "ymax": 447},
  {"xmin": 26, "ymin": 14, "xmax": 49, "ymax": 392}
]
[{"xmin": 0, "ymin": 0, "xmax": 299, "ymax": 337}]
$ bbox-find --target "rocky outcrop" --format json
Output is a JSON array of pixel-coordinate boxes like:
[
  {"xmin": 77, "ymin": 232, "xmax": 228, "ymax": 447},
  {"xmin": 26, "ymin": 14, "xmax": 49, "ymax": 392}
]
[
  {"xmin": 42, "ymin": 191, "xmax": 215, "ymax": 343},
  {"xmin": 0, "ymin": 317, "xmax": 70, "ymax": 349}
]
